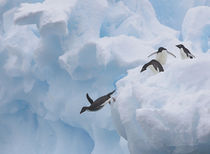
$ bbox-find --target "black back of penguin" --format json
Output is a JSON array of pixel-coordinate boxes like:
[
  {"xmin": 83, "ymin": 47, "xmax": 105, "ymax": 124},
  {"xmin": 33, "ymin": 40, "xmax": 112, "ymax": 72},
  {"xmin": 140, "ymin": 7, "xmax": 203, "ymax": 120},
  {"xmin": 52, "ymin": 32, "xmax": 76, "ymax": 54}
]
[
  {"xmin": 140, "ymin": 59, "xmax": 164, "ymax": 73},
  {"xmin": 80, "ymin": 90, "xmax": 116, "ymax": 114},
  {"xmin": 91, "ymin": 90, "xmax": 115, "ymax": 108},
  {"xmin": 176, "ymin": 44, "xmax": 195, "ymax": 59}
]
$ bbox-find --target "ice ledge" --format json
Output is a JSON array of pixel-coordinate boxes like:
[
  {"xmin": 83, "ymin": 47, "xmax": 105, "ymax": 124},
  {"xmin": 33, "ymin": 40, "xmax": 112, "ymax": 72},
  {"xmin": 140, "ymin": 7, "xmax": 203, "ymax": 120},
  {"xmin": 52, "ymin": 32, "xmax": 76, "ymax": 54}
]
[
  {"xmin": 14, "ymin": 0, "xmax": 77, "ymax": 36},
  {"xmin": 112, "ymin": 56, "xmax": 210, "ymax": 154}
]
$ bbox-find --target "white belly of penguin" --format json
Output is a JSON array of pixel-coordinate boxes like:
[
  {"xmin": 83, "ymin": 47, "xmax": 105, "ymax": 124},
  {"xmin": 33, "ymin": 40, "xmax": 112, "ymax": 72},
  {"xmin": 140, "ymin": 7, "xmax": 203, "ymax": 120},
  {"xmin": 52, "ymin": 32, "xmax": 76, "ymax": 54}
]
[
  {"xmin": 148, "ymin": 65, "xmax": 158, "ymax": 74},
  {"xmin": 100, "ymin": 98, "xmax": 112, "ymax": 106},
  {"xmin": 156, "ymin": 51, "xmax": 167, "ymax": 65},
  {"xmin": 180, "ymin": 48, "xmax": 187, "ymax": 59}
]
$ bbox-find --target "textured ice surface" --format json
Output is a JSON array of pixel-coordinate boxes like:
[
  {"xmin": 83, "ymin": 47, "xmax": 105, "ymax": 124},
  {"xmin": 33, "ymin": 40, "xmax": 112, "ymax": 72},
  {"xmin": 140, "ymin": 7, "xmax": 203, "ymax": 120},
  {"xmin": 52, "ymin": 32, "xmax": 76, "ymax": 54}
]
[
  {"xmin": 14, "ymin": 0, "xmax": 78, "ymax": 36},
  {"xmin": 182, "ymin": 6, "xmax": 210, "ymax": 52},
  {"xmin": 112, "ymin": 55, "xmax": 210, "ymax": 154},
  {"xmin": 149, "ymin": 0, "xmax": 210, "ymax": 30},
  {"xmin": 0, "ymin": 0, "xmax": 209, "ymax": 154}
]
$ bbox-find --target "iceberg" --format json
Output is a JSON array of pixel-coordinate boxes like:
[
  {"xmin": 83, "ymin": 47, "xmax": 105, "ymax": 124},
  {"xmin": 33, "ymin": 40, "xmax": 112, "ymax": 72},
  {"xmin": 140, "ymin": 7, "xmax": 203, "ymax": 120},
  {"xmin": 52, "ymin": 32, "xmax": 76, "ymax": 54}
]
[
  {"xmin": 112, "ymin": 56, "xmax": 210, "ymax": 154},
  {"xmin": 182, "ymin": 6, "xmax": 210, "ymax": 52},
  {"xmin": 149, "ymin": 0, "xmax": 210, "ymax": 30},
  {"xmin": 0, "ymin": 0, "xmax": 209, "ymax": 154}
]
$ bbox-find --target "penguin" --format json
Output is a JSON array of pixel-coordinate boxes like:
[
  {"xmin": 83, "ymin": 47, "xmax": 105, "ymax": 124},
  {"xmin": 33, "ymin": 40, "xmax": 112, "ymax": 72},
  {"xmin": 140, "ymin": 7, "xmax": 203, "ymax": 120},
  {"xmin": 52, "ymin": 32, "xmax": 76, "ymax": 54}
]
[
  {"xmin": 148, "ymin": 47, "xmax": 176, "ymax": 65},
  {"xmin": 140, "ymin": 59, "xmax": 164, "ymax": 74},
  {"xmin": 80, "ymin": 90, "xmax": 116, "ymax": 114},
  {"xmin": 176, "ymin": 44, "xmax": 195, "ymax": 59}
]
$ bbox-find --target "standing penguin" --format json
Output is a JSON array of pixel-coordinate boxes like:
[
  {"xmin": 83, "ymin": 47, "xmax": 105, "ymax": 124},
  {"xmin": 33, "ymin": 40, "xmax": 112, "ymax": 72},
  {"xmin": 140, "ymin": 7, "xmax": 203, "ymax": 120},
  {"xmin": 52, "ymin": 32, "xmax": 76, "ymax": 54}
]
[
  {"xmin": 140, "ymin": 59, "xmax": 164, "ymax": 74},
  {"xmin": 176, "ymin": 44, "xmax": 195, "ymax": 59},
  {"xmin": 148, "ymin": 47, "xmax": 176, "ymax": 65},
  {"xmin": 80, "ymin": 90, "xmax": 116, "ymax": 114}
]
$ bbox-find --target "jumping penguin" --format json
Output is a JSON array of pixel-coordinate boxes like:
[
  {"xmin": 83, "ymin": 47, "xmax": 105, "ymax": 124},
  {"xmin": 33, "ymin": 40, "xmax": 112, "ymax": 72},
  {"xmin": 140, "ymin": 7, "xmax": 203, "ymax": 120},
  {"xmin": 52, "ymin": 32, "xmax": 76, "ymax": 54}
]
[
  {"xmin": 176, "ymin": 44, "xmax": 195, "ymax": 59},
  {"xmin": 140, "ymin": 59, "xmax": 164, "ymax": 74},
  {"xmin": 80, "ymin": 90, "xmax": 116, "ymax": 114},
  {"xmin": 148, "ymin": 47, "xmax": 176, "ymax": 65}
]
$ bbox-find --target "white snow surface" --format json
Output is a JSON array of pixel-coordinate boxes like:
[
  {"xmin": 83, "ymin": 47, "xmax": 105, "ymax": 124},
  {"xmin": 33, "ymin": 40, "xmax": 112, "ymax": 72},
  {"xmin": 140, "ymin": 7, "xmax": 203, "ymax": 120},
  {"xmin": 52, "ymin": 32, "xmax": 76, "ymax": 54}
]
[
  {"xmin": 0, "ymin": 0, "xmax": 209, "ymax": 154},
  {"xmin": 182, "ymin": 6, "xmax": 210, "ymax": 52},
  {"xmin": 113, "ymin": 55, "xmax": 210, "ymax": 154}
]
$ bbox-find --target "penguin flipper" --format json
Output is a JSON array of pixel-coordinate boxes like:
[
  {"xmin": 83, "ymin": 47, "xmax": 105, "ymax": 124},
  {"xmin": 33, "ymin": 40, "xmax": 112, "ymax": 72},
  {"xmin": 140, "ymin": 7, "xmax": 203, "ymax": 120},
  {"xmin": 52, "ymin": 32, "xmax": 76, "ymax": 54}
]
[
  {"xmin": 167, "ymin": 51, "xmax": 176, "ymax": 58},
  {"xmin": 160, "ymin": 66, "xmax": 164, "ymax": 72},
  {"xmin": 86, "ymin": 93, "xmax": 94, "ymax": 104},
  {"xmin": 157, "ymin": 64, "xmax": 164, "ymax": 72},
  {"xmin": 153, "ymin": 60, "xmax": 164, "ymax": 72},
  {"xmin": 147, "ymin": 51, "xmax": 157, "ymax": 58}
]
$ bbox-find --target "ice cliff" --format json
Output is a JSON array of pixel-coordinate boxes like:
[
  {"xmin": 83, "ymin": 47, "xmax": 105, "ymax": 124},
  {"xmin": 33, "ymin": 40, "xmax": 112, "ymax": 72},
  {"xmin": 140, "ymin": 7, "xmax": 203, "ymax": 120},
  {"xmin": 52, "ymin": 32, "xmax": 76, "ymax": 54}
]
[{"xmin": 0, "ymin": 0, "xmax": 209, "ymax": 154}]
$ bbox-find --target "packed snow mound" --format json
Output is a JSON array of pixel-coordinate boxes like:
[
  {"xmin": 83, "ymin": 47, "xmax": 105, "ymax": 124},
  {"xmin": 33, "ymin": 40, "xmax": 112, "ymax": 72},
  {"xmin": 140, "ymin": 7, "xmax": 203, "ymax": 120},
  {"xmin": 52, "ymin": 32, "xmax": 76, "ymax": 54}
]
[
  {"xmin": 59, "ymin": 35, "xmax": 154, "ymax": 80},
  {"xmin": 14, "ymin": 0, "xmax": 78, "ymax": 36},
  {"xmin": 182, "ymin": 6, "xmax": 210, "ymax": 52},
  {"xmin": 112, "ymin": 55, "xmax": 210, "ymax": 154}
]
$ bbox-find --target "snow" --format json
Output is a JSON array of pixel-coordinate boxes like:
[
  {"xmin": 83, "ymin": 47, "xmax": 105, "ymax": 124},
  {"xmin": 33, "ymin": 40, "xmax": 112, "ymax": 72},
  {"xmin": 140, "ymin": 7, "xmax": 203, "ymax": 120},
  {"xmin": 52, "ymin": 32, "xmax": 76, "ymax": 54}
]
[
  {"xmin": 113, "ymin": 56, "xmax": 210, "ymax": 153},
  {"xmin": 149, "ymin": 0, "xmax": 210, "ymax": 30},
  {"xmin": 14, "ymin": 0, "xmax": 78, "ymax": 36},
  {"xmin": 0, "ymin": 0, "xmax": 209, "ymax": 154},
  {"xmin": 182, "ymin": 6, "xmax": 210, "ymax": 52}
]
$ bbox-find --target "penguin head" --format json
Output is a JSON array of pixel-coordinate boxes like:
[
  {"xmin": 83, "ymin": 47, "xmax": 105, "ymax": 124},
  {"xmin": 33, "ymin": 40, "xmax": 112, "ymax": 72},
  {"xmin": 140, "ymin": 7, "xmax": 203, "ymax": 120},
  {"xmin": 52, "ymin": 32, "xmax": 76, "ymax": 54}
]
[
  {"xmin": 140, "ymin": 65, "xmax": 147, "ymax": 72},
  {"xmin": 158, "ymin": 47, "xmax": 167, "ymax": 53},
  {"xmin": 176, "ymin": 44, "xmax": 184, "ymax": 49},
  {"xmin": 80, "ymin": 106, "xmax": 88, "ymax": 114}
]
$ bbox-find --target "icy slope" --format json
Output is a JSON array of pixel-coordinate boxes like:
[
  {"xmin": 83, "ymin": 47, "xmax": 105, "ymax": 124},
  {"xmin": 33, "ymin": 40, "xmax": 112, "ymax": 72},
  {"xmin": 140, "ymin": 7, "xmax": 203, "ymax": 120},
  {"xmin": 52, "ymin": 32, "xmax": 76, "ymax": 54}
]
[
  {"xmin": 113, "ymin": 55, "xmax": 210, "ymax": 154},
  {"xmin": 0, "ymin": 0, "xmax": 209, "ymax": 154}
]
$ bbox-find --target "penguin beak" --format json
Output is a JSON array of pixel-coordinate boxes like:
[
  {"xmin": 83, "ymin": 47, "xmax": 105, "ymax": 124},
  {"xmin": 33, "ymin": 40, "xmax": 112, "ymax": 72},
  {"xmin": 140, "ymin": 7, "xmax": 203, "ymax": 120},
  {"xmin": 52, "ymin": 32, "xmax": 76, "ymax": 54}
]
[
  {"xmin": 80, "ymin": 107, "xmax": 87, "ymax": 114},
  {"xmin": 167, "ymin": 50, "xmax": 176, "ymax": 58}
]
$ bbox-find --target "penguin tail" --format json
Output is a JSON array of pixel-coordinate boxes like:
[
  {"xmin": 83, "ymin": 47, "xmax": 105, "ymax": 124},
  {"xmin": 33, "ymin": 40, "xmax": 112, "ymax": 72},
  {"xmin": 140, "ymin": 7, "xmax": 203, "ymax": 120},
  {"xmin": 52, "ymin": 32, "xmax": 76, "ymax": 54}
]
[
  {"xmin": 107, "ymin": 89, "xmax": 116, "ymax": 97},
  {"xmin": 189, "ymin": 53, "xmax": 195, "ymax": 58}
]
